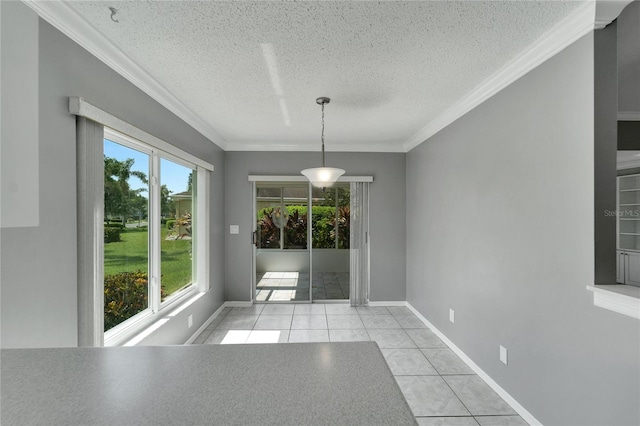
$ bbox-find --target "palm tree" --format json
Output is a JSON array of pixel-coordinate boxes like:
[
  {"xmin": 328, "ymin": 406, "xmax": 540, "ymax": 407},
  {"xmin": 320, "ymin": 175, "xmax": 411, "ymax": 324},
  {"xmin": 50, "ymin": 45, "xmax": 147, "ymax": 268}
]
[{"xmin": 104, "ymin": 156, "xmax": 148, "ymax": 222}]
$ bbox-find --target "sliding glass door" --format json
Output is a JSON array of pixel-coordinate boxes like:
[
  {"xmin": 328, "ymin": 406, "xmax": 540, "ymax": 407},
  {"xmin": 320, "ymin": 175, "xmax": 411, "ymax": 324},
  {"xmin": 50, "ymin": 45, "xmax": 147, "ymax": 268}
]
[
  {"xmin": 253, "ymin": 181, "xmax": 353, "ymax": 303},
  {"xmin": 311, "ymin": 184, "xmax": 351, "ymax": 301},
  {"xmin": 255, "ymin": 184, "xmax": 311, "ymax": 302}
]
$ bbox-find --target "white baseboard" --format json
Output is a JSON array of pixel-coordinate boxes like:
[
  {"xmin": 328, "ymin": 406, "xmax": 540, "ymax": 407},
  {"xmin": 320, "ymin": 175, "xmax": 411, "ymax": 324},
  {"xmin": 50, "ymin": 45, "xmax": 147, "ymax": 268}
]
[
  {"xmin": 183, "ymin": 302, "xmax": 229, "ymax": 345},
  {"xmin": 224, "ymin": 300, "xmax": 254, "ymax": 308},
  {"xmin": 224, "ymin": 300, "xmax": 253, "ymax": 308},
  {"xmin": 369, "ymin": 301, "xmax": 409, "ymax": 307},
  {"xmin": 405, "ymin": 302, "xmax": 541, "ymax": 426}
]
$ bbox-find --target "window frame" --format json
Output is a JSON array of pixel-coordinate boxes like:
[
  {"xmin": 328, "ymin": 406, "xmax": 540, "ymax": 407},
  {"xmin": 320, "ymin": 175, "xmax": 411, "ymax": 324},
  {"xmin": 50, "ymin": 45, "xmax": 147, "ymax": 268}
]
[
  {"xmin": 72, "ymin": 97, "xmax": 213, "ymax": 347},
  {"xmin": 102, "ymin": 127, "xmax": 210, "ymax": 346}
]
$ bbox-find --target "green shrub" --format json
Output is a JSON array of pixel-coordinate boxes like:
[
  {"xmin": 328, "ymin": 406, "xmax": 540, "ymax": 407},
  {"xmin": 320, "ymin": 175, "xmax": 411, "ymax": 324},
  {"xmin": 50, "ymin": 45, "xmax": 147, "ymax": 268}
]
[
  {"xmin": 104, "ymin": 271, "xmax": 166, "ymax": 330},
  {"xmin": 166, "ymin": 219, "xmax": 176, "ymax": 230},
  {"xmin": 104, "ymin": 226, "xmax": 121, "ymax": 243},
  {"xmin": 256, "ymin": 205, "xmax": 350, "ymax": 249}
]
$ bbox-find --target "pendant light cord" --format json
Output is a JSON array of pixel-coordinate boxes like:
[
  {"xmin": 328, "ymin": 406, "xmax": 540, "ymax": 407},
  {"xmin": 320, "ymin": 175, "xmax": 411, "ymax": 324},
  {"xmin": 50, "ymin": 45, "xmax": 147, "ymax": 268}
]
[{"xmin": 321, "ymin": 102, "xmax": 326, "ymax": 168}]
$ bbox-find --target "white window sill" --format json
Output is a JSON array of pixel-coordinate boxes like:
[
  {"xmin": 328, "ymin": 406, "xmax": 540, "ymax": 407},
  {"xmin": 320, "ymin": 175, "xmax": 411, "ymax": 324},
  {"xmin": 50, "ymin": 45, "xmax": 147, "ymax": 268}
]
[
  {"xmin": 586, "ymin": 284, "xmax": 640, "ymax": 320},
  {"xmin": 105, "ymin": 287, "xmax": 202, "ymax": 347}
]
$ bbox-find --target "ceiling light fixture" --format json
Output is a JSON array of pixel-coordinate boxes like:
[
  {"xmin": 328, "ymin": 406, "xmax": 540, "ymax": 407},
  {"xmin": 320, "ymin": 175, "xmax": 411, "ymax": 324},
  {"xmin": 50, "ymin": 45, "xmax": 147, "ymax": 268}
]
[{"xmin": 301, "ymin": 97, "xmax": 345, "ymax": 187}]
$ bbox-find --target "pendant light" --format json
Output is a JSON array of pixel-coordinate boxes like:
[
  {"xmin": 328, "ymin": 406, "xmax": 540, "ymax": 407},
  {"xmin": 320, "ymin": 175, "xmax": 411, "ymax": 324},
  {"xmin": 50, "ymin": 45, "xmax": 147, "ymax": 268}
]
[{"xmin": 301, "ymin": 97, "xmax": 345, "ymax": 187}]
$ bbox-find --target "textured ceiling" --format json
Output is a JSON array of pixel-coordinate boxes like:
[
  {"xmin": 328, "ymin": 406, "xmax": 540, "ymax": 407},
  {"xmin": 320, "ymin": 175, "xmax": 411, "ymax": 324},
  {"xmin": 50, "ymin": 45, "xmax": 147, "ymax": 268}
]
[{"xmin": 66, "ymin": 1, "xmax": 585, "ymax": 151}]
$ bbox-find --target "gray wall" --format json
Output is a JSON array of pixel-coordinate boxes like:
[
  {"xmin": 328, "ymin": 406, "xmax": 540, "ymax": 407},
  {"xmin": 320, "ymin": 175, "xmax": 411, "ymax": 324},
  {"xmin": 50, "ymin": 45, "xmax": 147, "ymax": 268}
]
[
  {"xmin": 618, "ymin": 1, "xmax": 640, "ymax": 113},
  {"xmin": 0, "ymin": 2, "xmax": 225, "ymax": 348},
  {"xmin": 406, "ymin": 33, "xmax": 640, "ymax": 426},
  {"xmin": 225, "ymin": 152, "xmax": 406, "ymax": 302},
  {"xmin": 594, "ymin": 22, "xmax": 619, "ymax": 284},
  {"xmin": 0, "ymin": 0, "xmax": 39, "ymax": 228}
]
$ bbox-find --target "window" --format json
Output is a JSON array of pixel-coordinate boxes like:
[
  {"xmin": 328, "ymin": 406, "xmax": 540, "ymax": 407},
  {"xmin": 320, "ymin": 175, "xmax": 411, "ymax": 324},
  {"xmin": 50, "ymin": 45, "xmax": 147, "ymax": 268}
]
[
  {"xmin": 73, "ymin": 97, "xmax": 213, "ymax": 347},
  {"xmin": 102, "ymin": 128, "xmax": 208, "ymax": 339},
  {"xmin": 256, "ymin": 183, "xmax": 351, "ymax": 251},
  {"xmin": 311, "ymin": 184, "xmax": 350, "ymax": 249},
  {"xmin": 160, "ymin": 158, "xmax": 196, "ymax": 301},
  {"xmin": 103, "ymin": 140, "xmax": 150, "ymax": 330},
  {"xmin": 256, "ymin": 185, "xmax": 309, "ymax": 250}
]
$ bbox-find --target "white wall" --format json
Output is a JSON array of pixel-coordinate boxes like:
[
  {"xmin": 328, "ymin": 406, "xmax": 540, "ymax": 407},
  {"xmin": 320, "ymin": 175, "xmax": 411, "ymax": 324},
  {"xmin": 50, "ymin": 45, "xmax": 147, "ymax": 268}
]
[
  {"xmin": 0, "ymin": 2, "xmax": 225, "ymax": 348},
  {"xmin": 257, "ymin": 251, "xmax": 349, "ymax": 273},
  {"xmin": 406, "ymin": 33, "xmax": 640, "ymax": 425}
]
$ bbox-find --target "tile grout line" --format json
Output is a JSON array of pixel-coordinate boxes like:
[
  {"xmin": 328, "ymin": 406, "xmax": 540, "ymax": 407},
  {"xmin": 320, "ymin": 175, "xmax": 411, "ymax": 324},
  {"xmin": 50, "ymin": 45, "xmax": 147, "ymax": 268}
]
[{"xmin": 440, "ymin": 370, "xmax": 476, "ymax": 418}]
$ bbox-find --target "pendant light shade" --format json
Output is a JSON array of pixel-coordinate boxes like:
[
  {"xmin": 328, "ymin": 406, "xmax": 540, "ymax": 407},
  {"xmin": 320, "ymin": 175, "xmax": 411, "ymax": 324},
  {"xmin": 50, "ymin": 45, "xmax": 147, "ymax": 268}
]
[
  {"xmin": 301, "ymin": 167, "xmax": 345, "ymax": 188},
  {"xmin": 302, "ymin": 97, "xmax": 345, "ymax": 187}
]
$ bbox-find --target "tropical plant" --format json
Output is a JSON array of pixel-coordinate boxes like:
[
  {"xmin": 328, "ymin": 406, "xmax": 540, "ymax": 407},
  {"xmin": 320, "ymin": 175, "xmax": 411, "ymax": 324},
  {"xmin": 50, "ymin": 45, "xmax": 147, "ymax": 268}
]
[
  {"xmin": 173, "ymin": 212, "xmax": 192, "ymax": 239},
  {"xmin": 257, "ymin": 208, "xmax": 281, "ymax": 248},
  {"xmin": 257, "ymin": 205, "xmax": 350, "ymax": 249},
  {"xmin": 284, "ymin": 208, "xmax": 307, "ymax": 249},
  {"xmin": 336, "ymin": 206, "xmax": 350, "ymax": 249},
  {"xmin": 104, "ymin": 271, "xmax": 166, "ymax": 330}
]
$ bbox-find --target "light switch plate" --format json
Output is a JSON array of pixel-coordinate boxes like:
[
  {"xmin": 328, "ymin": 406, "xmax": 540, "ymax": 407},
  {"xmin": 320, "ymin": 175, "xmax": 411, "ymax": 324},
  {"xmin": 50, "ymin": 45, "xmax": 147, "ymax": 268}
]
[
  {"xmin": 230, "ymin": 225, "xmax": 239, "ymax": 234},
  {"xmin": 500, "ymin": 345, "xmax": 508, "ymax": 365},
  {"xmin": 449, "ymin": 308, "xmax": 455, "ymax": 323}
]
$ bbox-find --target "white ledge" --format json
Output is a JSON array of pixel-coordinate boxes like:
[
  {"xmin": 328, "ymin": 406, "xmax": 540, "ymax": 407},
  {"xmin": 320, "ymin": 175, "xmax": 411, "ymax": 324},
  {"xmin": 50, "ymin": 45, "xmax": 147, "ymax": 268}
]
[
  {"xmin": 586, "ymin": 285, "xmax": 640, "ymax": 320},
  {"xmin": 618, "ymin": 111, "xmax": 640, "ymax": 121}
]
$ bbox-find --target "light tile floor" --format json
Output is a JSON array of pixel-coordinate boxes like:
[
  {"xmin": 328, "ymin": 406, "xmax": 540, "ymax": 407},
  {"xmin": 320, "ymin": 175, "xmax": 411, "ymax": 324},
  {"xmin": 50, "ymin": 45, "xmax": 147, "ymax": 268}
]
[{"xmin": 192, "ymin": 304, "xmax": 528, "ymax": 425}]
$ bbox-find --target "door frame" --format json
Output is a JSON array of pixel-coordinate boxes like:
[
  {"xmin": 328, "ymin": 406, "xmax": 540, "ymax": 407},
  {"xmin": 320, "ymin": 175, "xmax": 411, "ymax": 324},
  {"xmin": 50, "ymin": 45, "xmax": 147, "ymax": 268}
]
[{"xmin": 249, "ymin": 175, "xmax": 373, "ymax": 304}]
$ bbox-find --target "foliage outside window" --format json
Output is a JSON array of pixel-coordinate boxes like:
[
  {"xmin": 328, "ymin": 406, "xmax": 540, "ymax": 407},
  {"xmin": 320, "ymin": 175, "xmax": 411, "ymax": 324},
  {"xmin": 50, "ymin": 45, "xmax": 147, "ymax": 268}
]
[
  {"xmin": 103, "ymin": 138, "xmax": 197, "ymax": 332},
  {"xmin": 256, "ymin": 185, "xmax": 350, "ymax": 249}
]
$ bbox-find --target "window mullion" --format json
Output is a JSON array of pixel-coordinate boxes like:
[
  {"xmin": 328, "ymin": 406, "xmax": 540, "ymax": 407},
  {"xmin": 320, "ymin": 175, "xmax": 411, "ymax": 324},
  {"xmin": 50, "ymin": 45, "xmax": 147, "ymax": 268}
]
[{"xmin": 149, "ymin": 151, "xmax": 161, "ymax": 313}]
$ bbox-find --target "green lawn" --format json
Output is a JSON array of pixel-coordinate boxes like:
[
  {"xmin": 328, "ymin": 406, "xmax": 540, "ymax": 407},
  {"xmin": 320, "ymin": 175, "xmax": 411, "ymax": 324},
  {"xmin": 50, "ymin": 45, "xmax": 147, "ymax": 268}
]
[{"xmin": 104, "ymin": 227, "xmax": 192, "ymax": 297}]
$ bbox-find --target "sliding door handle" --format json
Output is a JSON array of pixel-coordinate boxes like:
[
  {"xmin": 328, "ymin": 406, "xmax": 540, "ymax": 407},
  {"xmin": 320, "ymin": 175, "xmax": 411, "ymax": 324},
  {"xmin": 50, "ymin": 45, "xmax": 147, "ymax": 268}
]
[{"xmin": 252, "ymin": 231, "xmax": 258, "ymax": 246}]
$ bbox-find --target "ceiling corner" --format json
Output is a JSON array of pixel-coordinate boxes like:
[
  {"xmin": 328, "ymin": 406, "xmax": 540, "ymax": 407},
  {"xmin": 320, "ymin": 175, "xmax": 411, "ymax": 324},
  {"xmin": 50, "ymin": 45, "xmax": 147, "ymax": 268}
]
[
  {"xmin": 595, "ymin": 0, "xmax": 635, "ymax": 29},
  {"xmin": 401, "ymin": 0, "xmax": 596, "ymax": 152},
  {"xmin": 21, "ymin": 0, "xmax": 228, "ymax": 151}
]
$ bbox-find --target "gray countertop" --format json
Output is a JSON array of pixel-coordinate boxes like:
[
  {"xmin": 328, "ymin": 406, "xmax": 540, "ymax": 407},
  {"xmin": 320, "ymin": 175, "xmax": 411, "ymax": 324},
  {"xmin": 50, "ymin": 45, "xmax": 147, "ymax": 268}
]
[{"xmin": 1, "ymin": 342, "xmax": 416, "ymax": 425}]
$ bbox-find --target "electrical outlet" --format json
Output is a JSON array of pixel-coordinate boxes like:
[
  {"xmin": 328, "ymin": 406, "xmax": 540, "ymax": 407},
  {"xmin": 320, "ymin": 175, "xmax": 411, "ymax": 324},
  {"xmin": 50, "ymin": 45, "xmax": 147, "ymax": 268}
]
[
  {"xmin": 500, "ymin": 345, "xmax": 508, "ymax": 365},
  {"xmin": 230, "ymin": 225, "xmax": 239, "ymax": 234},
  {"xmin": 188, "ymin": 314, "xmax": 193, "ymax": 328},
  {"xmin": 449, "ymin": 308, "xmax": 455, "ymax": 323}
]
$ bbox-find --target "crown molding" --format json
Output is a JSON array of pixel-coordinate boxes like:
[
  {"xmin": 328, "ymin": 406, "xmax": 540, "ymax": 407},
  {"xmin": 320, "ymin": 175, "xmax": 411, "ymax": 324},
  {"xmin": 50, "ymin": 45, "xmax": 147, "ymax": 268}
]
[
  {"xmin": 23, "ymin": 1, "xmax": 611, "ymax": 155},
  {"xmin": 225, "ymin": 141, "xmax": 406, "ymax": 153},
  {"xmin": 22, "ymin": 0, "xmax": 228, "ymax": 151},
  {"xmin": 619, "ymin": 111, "xmax": 640, "ymax": 121},
  {"xmin": 595, "ymin": 0, "xmax": 634, "ymax": 29},
  {"xmin": 403, "ymin": 1, "xmax": 597, "ymax": 152}
]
